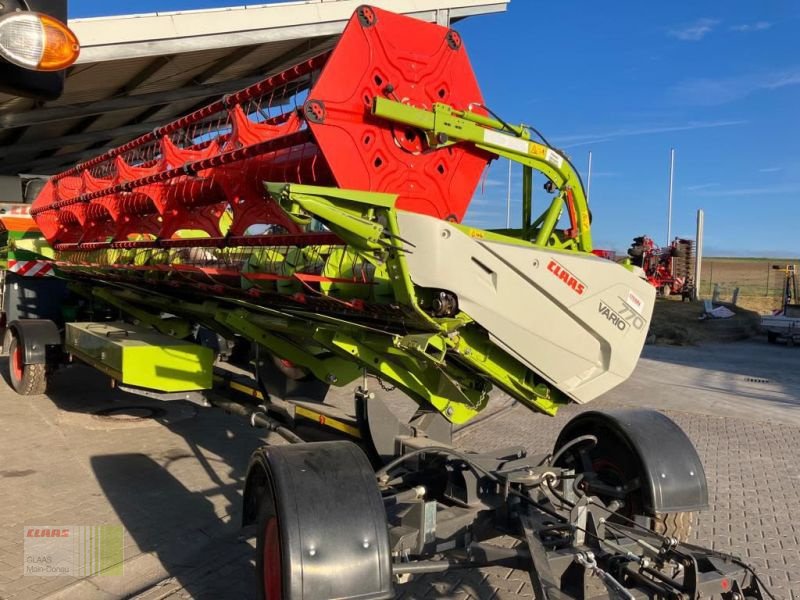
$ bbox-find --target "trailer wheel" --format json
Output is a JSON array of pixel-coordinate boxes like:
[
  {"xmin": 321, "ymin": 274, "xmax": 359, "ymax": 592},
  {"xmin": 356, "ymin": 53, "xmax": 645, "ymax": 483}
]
[
  {"xmin": 244, "ymin": 441, "xmax": 393, "ymax": 600},
  {"xmin": 255, "ymin": 480, "xmax": 283, "ymax": 599},
  {"xmin": 653, "ymin": 511, "xmax": 694, "ymax": 541},
  {"xmin": 7, "ymin": 336, "xmax": 47, "ymax": 395},
  {"xmin": 767, "ymin": 331, "xmax": 778, "ymax": 344},
  {"xmin": 555, "ymin": 410, "xmax": 708, "ymax": 543},
  {"xmin": 560, "ymin": 433, "xmax": 694, "ymax": 542}
]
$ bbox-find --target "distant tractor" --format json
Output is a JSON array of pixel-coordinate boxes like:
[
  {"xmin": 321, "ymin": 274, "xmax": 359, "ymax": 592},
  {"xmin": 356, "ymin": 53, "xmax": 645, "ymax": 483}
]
[{"xmin": 628, "ymin": 235, "xmax": 695, "ymax": 298}]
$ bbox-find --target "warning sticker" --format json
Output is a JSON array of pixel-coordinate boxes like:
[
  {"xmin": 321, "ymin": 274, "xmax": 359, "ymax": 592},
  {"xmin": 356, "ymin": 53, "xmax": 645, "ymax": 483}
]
[
  {"xmin": 529, "ymin": 143, "xmax": 547, "ymax": 159},
  {"xmin": 483, "ymin": 129, "xmax": 529, "ymax": 154},
  {"xmin": 626, "ymin": 290, "xmax": 645, "ymax": 315},
  {"xmin": 545, "ymin": 148, "xmax": 564, "ymax": 169}
]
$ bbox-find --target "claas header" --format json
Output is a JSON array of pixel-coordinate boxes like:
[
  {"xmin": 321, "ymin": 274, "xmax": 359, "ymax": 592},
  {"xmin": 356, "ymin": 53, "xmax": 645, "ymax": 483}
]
[{"xmin": 2, "ymin": 7, "xmax": 769, "ymax": 599}]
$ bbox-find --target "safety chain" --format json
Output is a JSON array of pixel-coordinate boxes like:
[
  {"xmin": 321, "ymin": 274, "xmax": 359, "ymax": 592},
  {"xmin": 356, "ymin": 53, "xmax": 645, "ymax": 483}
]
[{"xmin": 574, "ymin": 552, "xmax": 634, "ymax": 600}]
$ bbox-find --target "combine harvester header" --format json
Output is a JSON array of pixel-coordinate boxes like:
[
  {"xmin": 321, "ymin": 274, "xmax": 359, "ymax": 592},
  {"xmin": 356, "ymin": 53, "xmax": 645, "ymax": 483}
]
[{"xmin": 26, "ymin": 5, "xmax": 637, "ymax": 424}]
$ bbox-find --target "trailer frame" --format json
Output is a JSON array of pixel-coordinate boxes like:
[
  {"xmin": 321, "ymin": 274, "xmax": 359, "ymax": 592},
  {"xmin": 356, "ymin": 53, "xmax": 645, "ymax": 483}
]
[{"xmin": 0, "ymin": 297, "xmax": 768, "ymax": 599}]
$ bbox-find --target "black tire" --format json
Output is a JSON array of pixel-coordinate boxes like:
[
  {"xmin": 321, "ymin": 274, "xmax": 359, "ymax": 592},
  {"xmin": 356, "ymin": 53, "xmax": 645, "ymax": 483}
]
[
  {"xmin": 7, "ymin": 336, "xmax": 47, "ymax": 395},
  {"xmin": 767, "ymin": 331, "xmax": 778, "ymax": 344},
  {"xmin": 248, "ymin": 442, "xmax": 393, "ymax": 600},
  {"xmin": 653, "ymin": 511, "xmax": 694, "ymax": 541},
  {"xmin": 627, "ymin": 246, "xmax": 644, "ymax": 258}
]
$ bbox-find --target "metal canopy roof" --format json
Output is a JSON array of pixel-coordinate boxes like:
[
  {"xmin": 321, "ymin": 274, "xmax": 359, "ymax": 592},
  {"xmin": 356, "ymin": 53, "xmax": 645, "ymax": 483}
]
[{"xmin": 0, "ymin": 0, "xmax": 508, "ymax": 177}]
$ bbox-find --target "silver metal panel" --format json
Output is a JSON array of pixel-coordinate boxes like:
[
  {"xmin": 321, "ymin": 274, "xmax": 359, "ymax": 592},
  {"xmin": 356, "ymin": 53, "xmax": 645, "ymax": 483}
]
[
  {"xmin": 397, "ymin": 210, "xmax": 656, "ymax": 405},
  {"xmin": 71, "ymin": 1, "xmax": 510, "ymax": 63}
]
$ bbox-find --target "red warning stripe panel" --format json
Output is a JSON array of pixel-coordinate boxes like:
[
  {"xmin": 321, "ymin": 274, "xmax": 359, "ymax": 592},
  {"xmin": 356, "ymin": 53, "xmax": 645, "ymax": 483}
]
[
  {"xmin": 7, "ymin": 260, "xmax": 54, "ymax": 277},
  {"xmin": 0, "ymin": 203, "xmax": 32, "ymax": 215}
]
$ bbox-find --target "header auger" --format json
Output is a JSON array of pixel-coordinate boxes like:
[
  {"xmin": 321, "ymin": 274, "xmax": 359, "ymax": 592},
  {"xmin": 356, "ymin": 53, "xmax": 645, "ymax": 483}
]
[{"xmin": 3, "ymin": 6, "xmax": 767, "ymax": 599}]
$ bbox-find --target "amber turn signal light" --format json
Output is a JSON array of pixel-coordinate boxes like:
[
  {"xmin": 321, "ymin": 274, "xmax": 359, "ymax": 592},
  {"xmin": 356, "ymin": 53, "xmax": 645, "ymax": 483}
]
[{"xmin": 0, "ymin": 12, "xmax": 80, "ymax": 71}]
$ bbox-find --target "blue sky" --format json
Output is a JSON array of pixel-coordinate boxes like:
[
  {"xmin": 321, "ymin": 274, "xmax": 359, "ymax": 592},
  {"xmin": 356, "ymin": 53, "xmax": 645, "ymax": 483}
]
[{"xmin": 69, "ymin": 1, "xmax": 800, "ymax": 256}]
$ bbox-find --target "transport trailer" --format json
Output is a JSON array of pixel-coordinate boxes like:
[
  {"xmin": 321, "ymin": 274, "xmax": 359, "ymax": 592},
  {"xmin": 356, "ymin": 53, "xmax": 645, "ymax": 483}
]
[
  {"xmin": 3, "ymin": 6, "xmax": 769, "ymax": 599},
  {"xmin": 762, "ymin": 305, "xmax": 800, "ymax": 345},
  {"xmin": 762, "ymin": 265, "xmax": 799, "ymax": 345}
]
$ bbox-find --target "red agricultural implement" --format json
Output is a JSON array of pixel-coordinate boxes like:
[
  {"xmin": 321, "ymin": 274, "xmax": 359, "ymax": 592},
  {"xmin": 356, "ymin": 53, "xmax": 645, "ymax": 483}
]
[
  {"xmin": 2, "ymin": 6, "xmax": 766, "ymax": 599},
  {"xmin": 628, "ymin": 235, "xmax": 696, "ymax": 299}
]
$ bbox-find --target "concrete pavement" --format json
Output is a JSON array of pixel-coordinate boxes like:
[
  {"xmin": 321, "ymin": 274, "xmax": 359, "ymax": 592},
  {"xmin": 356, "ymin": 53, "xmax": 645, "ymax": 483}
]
[{"xmin": 0, "ymin": 339, "xmax": 797, "ymax": 599}]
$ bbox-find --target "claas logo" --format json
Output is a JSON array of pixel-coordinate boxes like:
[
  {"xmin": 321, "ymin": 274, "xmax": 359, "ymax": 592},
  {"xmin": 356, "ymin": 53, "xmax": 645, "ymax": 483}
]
[
  {"xmin": 26, "ymin": 528, "xmax": 70, "ymax": 538},
  {"xmin": 547, "ymin": 260, "xmax": 585, "ymax": 295}
]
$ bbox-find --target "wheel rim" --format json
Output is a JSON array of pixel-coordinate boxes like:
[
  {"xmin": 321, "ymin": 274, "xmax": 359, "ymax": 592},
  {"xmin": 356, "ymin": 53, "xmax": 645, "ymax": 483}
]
[
  {"xmin": 10, "ymin": 342, "xmax": 23, "ymax": 383},
  {"xmin": 263, "ymin": 516, "xmax": 282, "ymax": 599}
]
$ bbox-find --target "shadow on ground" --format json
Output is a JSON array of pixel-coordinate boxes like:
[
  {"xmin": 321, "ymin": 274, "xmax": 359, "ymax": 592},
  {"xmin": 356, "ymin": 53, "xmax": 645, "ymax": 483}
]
[{"xmin": 1, "ymin": 359, "xmax": 264, "ymax": 598}]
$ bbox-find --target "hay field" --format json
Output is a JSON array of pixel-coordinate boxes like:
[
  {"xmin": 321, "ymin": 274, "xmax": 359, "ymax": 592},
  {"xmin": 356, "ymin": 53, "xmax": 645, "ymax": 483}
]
[{"xmin": 698, "ymin": 258, "xmax": 798, "ymax": 314}]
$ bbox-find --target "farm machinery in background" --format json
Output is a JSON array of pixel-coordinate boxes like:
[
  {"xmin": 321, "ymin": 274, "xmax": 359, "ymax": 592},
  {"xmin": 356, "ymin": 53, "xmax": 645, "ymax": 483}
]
[
  {"xmin": 0, "ymin": 6, "xmax": 767, "ymax": 599},
  {"xmin": 627, "ymin": 235, "xmax": 696, "ymax": 299}
]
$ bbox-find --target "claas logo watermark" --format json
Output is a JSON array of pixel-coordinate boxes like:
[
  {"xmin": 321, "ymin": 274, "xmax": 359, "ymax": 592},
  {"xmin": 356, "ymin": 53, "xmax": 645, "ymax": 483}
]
[{"xmin": 23, "ymin": 525, "xmax": 123, "ymax": 577}]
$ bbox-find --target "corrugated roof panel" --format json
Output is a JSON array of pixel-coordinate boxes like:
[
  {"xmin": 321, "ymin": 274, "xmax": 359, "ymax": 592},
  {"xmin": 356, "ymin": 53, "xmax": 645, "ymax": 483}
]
[
  {"xmin": 131, "ymin": 47, "xmax": 244, "ymax": 95},
  {"xmin": 203, "ymin": 37, "xmax": 335, "ymax": 84},
  {"xmin": 77, "ymin": 107, "xmax": 155, "ymax": 134},
  {"xmin": 53, "ymin": 57, "xmax": 158, "ymax": 105}
]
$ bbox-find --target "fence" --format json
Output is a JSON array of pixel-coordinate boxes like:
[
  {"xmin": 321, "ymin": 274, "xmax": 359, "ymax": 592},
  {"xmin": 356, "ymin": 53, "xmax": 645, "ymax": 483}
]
[{"xmin": 699, "ymin": 259, "xmax": 799, "ymax": 314}]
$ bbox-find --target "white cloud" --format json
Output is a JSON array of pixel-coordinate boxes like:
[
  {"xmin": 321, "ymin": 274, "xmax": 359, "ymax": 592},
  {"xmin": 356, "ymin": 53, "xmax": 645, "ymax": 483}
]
[
  {"xmin": 758, "ymin": 166, "xmax": 783, "ymax": 173},
  {"xmin": 703, "ymin": 245, "xmax": 800, "ymax": 258},
  {"xmin": 464, "ymin": 208, "xmax": 504, "ymax": 219},
  {"xmin": 668, "ymin": 18, "xmax": 719, "ymax": 41},
  {"xmin": 670, "ymin": 67, "xmax": 800, "ymax": 105},
  {"xmin": 730, "ymin": 21, "xmax": 772, "ymax": 33},
  {"xmin": 562, "ymin": 137, "xmax": 614, "ymax": 149},
  {"xmin": 480, "ymin": 178, "xmax": 506, "ymax": 187},
  {"xmin": 691, "ymin": 184, "xmax": 800, "ymax": 197},
  {"xmin": 469, "ymin": 196, "xmax": 495, "ymax": 207},
  {"xmin": 685, "ymin": 182, "xmax": 720, "ymax": 191},
  {"xmin": 558, "ymin": 120, "xmax": 746, "ymax": 148}
]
